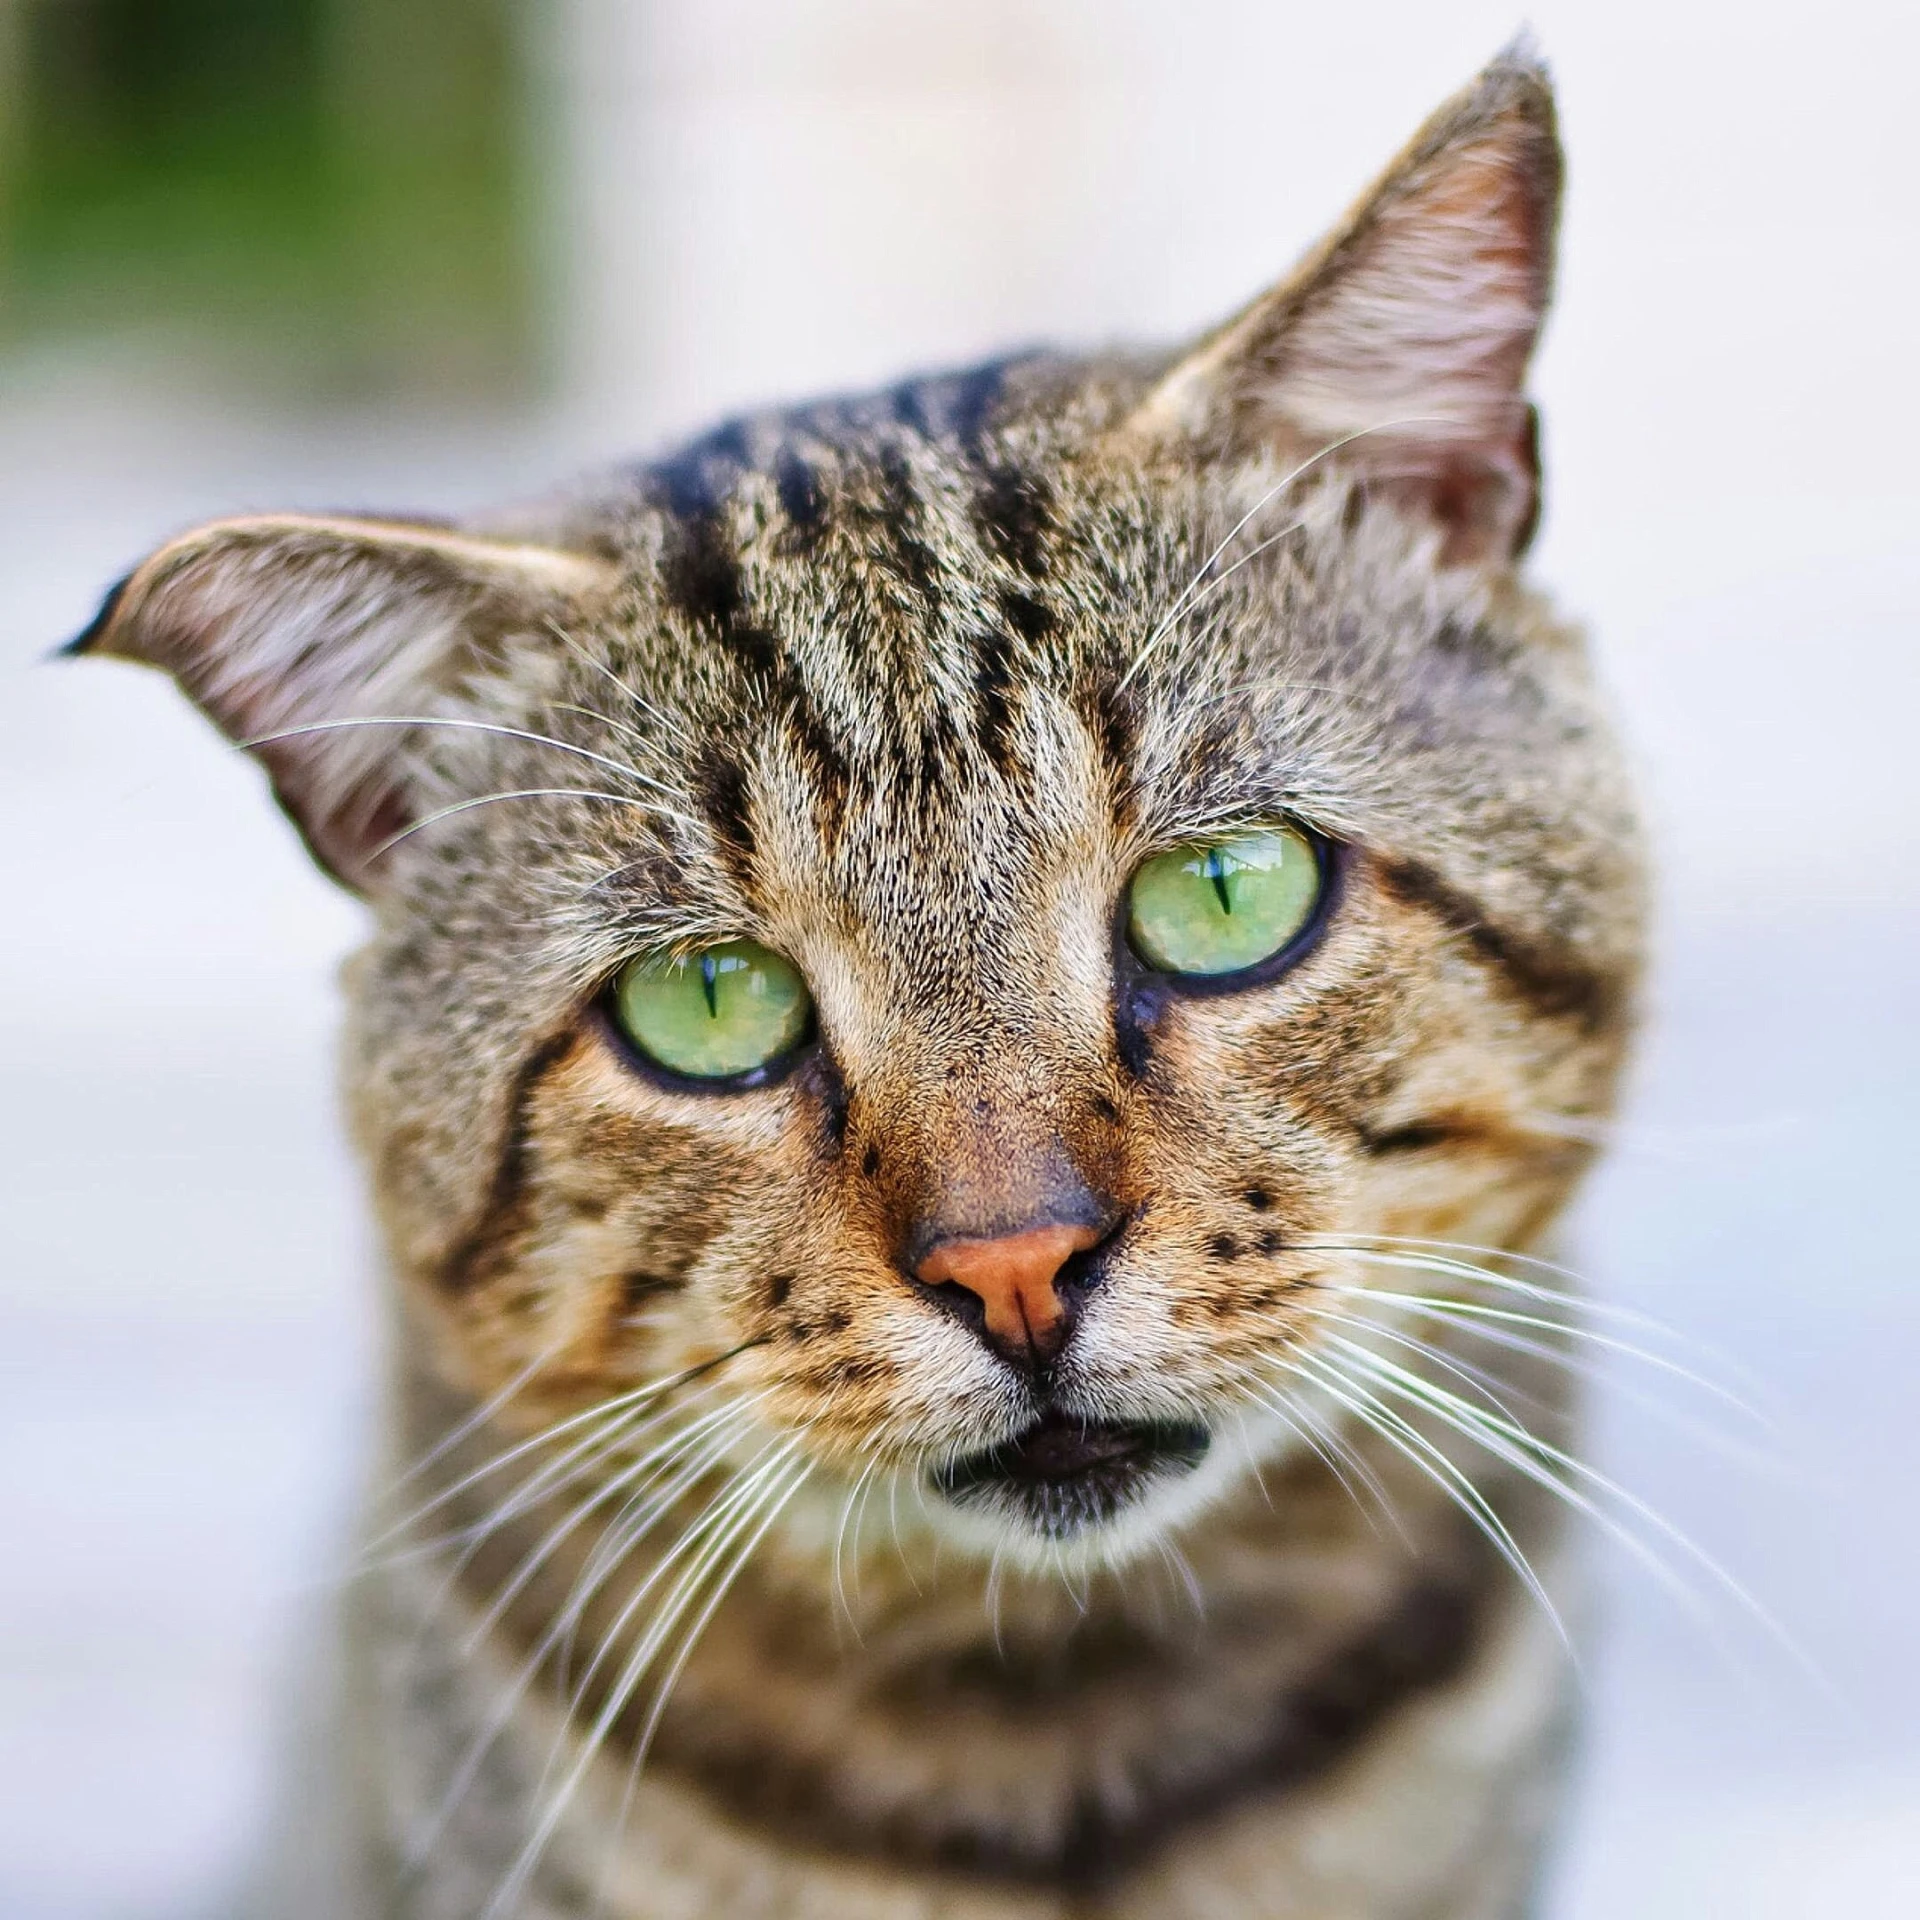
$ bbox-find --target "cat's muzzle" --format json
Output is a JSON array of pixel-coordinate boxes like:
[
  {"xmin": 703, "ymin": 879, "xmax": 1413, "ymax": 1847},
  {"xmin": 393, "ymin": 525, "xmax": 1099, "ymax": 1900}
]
[{"xmin": 930, "ymin": 1410, "xmax": 1211, "ymax": 1538}]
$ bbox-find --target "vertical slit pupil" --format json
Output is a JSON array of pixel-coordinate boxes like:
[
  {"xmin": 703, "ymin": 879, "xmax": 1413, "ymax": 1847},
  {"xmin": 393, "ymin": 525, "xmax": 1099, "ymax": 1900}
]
[
  {"xmin": 1205, "ymin": 848, "xmax": 1234, "ymax": 915},
  {"xmin": 700, "ymin": 951, "xmax": 720, "ymax": 1016}
]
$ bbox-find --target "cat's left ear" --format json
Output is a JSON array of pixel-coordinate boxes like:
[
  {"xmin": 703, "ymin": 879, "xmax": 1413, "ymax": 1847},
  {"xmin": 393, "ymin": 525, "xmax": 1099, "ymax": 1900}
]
[
  {"xmin": 1124, "ymin": 44, "xmax": 1561, "ymax": 564},
  {"xmin": 66, "ymin": 513, "xmax": 618, "ymax": 892}
]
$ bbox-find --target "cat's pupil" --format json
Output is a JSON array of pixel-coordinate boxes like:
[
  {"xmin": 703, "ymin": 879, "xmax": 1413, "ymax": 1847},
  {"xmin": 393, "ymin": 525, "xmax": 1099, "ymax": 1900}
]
[{"xmin": 1207, "ymin": 849, "xmax": 1234, "ymax": 915}]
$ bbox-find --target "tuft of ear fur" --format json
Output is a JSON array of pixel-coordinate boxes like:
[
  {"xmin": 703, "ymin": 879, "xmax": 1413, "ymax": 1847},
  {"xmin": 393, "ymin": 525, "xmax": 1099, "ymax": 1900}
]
[
  {"xmin": 67, "ymin": 515, "xmax": 617, "ymax": 890},
  {"xmin": 1127, "ymin": 43, "xmax": 1562, "ymax": 564}
]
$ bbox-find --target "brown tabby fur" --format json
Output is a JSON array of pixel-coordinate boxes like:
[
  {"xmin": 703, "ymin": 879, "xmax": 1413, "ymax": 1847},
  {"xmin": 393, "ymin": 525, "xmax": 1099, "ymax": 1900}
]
[{"xmin": 75, "ymin": 48, "xmax": 1644, "ymax": 1920}]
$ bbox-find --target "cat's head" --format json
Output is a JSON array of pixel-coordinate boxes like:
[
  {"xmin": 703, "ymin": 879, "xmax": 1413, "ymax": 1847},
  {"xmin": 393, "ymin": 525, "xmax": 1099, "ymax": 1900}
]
[{"xmin": 74, "ymin": 51, "xmax": 1642, "ymax": 1569}]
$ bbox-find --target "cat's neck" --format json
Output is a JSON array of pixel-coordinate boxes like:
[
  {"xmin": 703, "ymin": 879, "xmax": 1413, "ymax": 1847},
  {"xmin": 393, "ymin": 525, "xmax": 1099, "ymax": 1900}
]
[{"xmin": 357, "ymin": 1349, "xmax": 1560, "ymax": 1908}]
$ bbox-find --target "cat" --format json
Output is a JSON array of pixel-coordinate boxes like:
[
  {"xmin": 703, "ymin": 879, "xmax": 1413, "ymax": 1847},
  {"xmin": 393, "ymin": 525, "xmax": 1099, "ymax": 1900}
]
[{"xmin": 73, "ymin": 45, "xmax": 1643, "ymax": 1920}]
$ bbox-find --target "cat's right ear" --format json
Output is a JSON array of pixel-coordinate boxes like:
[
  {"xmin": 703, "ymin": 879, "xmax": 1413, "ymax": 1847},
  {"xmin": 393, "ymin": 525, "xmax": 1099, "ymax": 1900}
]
[
  {"xmin": 1120, "ymin": 45, "xmax": 1561, "ymax": 566},
  {"xmin": 65, "ymin": 514, "xmax": 618, "ymax": 893}
]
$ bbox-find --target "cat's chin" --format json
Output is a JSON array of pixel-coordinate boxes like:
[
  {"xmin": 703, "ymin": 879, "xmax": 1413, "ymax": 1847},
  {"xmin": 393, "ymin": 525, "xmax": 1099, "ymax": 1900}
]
[{"xmin": 928, "ymin": 1409, "xmax": 1212, "ymax": 1548}]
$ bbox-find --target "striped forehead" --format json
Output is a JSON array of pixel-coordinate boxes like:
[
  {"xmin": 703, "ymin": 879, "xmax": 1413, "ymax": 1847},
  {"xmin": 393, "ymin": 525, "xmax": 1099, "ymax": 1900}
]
[
  {"xmin": 650, "ymin": 395, "xmax": 1067, "ymax": 683},
  {"xmin": 558, "ymin": 366, "xmax": 1628, "ymax": 1033},
  {"xmin": 641, "ymin": 404, "xmax": 1112, "ymax": 802},
  {"xmin": 595, "ymin": 395, "xmax": 1156, "ymax": 986}
]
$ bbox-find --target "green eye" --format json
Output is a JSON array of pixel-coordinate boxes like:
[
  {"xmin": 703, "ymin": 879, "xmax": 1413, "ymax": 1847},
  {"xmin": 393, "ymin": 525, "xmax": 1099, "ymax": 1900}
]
[
  {"xmin": 1127, "ymin": 827, "xmax": 1324, "ymax": 977},
  {"xmin": 611, "ymin": 940, "xmax": 812, "ymax": 1081}
]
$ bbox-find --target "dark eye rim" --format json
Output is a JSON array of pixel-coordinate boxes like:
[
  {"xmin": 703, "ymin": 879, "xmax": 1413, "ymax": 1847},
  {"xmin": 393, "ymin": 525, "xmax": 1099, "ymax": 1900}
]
[
  {"xmin": 1117, "ymin": 825, "xmax": 1345, "ymax": 1003},
  {"xmin": 592, "ymin": 831, "xmax": 1339, "ymax": 1092},
  {"xmin": 593, "ymin": 965, "xmax": 820, "ymax": 1096}
]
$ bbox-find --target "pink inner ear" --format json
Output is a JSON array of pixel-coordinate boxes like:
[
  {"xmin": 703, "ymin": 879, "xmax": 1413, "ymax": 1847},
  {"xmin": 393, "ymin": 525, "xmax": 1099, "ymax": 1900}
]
[
  {"xmin": 1129, "ymin": 57, "xmax": 1559, "ymax": 566},
  {"xmin": 1363, "ymin": 402, "xmax": 1542, "ymax": 567},
  {"xmin": 1258, "ymin": 140, "xmax": 1552, "ymax": 563},
  {"xmin": 74, "ymin": 514, "xmax": 616, "ymax": 894},
  {"xmin": 250, "ymin": 734, "xmax": 419, "ymax": 893},
  {"xmin": 143, "ymin": 556, "xmax": 483, "ymax": 892}
]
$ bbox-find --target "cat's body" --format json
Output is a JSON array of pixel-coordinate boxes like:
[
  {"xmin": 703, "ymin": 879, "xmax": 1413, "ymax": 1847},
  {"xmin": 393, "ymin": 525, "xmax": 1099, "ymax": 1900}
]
[
  {"xmin": 78, "ymin": 51, "xmax": 1643, "ymax": 1920},
  {"xmin": 331, "ymin": 1399, "xmax": 1578, "ymax": 1920}
]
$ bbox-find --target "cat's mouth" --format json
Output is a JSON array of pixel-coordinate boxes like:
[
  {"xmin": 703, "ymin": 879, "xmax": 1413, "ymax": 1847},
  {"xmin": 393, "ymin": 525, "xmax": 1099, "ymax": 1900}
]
[{"xmin": 930, "ymin": 1411, "xmax": 1211, "ymax": 1538}]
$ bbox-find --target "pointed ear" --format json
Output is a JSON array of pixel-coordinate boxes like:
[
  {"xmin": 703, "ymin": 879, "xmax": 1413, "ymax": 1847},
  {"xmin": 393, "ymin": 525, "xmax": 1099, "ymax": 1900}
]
[
  {"xmin": 66, "ymin": 514, "xmax": 618, "ymax": 891},
  {"xmin": 1127, "ymin": 46, "xmax": 1561, "ymax": 564}
]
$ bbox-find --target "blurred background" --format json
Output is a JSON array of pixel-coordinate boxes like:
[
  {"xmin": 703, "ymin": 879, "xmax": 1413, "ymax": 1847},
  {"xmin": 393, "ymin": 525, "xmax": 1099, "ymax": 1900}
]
[{"xmin": 2, "ymin": 2, "xmax": 1915, "ymax": 1915}]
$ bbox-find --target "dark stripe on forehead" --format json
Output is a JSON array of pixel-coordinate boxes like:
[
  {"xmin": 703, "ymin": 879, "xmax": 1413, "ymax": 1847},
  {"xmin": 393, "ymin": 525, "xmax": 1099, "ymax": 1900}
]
[
  {"xmin": 652, "ymin": 490, "xmax": 852, "ymax": 836},
  {"xmin": 999, "ymin": 588, "xmax": 1053, "ymax": 643},
  {"xmin": 971, "ymin": 623, "xmax": 1018, "ymax": 771},
  {"xmin": 1376, "ymin": 855, "xmax": 1626, "ymax": 1032},
  {"xmin": 872, "ymin": 446, "xmax": 942, "ymax": 605},
  {"xmin": 782, "ymin": 695, "xmax": 853, "ymax": 808},
  {"xmin": 773, "ymin": 444, "xmax": 826, "ymax": 538},
  {"xmin": 635, "ymin": 351, "xmax": 1044, "ymax": 551},
  {"xmin": 656, "ymin": 503, "xmax": 788, "ymax": 688},
  {"xmin": 966, "ymin": 589, "xmax": 1056, "ymax": 774},
  {"xmin": 887, "ymin": 359, "xmax": 1014, "ymax": 451},
  {"xmin": 972, "ymin": 463, "xmax": 1054, "ymax": 577},
  {"xmin": 910, "ymin": 706, "xmax": 966, "ymax": 796},
  {"xmin": 651, "ymin": 417, "xmax": 754, "ymax": 519},
  {"xmin": 659, "ymin": 506, "xmax": 744, "ymax": 629},
  {"xmin": 694, "ymin": 750, "xmax": 756, "ymax": 868},
  {"xmin": 1083, "ymin": 678, "xmax": 1141, "ymax": 790}
]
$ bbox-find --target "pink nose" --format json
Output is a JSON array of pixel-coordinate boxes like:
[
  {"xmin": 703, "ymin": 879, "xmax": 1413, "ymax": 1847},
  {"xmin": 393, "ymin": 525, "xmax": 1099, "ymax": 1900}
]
[{"xmin": 913, "ymin": 1222, "xmax": 1105, "ymax": 1363}]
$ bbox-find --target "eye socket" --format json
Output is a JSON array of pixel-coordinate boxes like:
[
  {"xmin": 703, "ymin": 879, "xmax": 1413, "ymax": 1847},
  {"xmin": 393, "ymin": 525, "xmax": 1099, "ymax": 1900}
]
[
  {"xmin": 1126, "ymin": 826, "xmax": 1325, "ymax": 978},
  {"xmin": 611, "ymin": 940, "xmax": 812, "ymax": 1082}
]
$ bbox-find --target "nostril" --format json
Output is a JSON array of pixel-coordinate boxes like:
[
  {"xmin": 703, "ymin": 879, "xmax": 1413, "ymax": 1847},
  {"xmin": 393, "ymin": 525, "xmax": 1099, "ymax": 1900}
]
[
  {"xmin": 912, "ymin": 1275, "xmax": 988, "ymax": 1333},
  {"xmin": 1056, "ymin": 1213, "xmax": 1125, "ymax": 1297},
  {"xmin": 908, "ymin": 1217, "xmax": 1118, "ymax": 1368}
]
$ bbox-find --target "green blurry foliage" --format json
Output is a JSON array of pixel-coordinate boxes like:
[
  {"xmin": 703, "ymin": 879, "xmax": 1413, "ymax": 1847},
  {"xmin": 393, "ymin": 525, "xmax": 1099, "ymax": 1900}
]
[{"xmin": 0, "ymin": 0, "xmax": 541, "ymax": 397}]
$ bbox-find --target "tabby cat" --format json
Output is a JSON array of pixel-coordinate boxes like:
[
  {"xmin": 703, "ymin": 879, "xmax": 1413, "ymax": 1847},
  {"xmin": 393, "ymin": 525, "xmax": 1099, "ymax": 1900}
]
[{"xmin": 75, "ymin": 47, "xmax": 1643, "ymax": 1920}]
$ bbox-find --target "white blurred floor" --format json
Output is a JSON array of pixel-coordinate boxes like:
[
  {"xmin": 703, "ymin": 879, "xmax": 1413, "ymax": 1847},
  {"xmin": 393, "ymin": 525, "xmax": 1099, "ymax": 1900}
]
[{"xmin": 1, "ymin": 354, "xmax": 1917, "ymax": 1918}]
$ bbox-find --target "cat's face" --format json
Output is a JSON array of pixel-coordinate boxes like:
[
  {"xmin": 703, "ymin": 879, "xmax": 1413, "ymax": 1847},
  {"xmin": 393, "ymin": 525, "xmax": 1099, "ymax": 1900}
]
[{"xmin": 74, "ymin": 54, "xmax": 1642, "ymax": 1569}]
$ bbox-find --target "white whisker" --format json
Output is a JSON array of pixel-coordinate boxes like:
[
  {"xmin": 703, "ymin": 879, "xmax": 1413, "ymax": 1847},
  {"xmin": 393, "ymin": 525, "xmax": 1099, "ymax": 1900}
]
[
  {"xmin": 404, "ymin": 1401, "xmax": 770, "ymax": 1869},
  {"xmin": 590, "ymin": 1458, "xmax": 813, "ymax": 1917},
  {"xmin": 386, "ymin": 1387, "xmax": 747, "ymax": 1709},
  {"xmin": 366, "ymin": 1342, "xmax": 761, "ymax": 1557},
  {"xmin": 1225, "ymin": 1360, "xmax": 1403, "ymax": 1536},
  {"xmin": 1154, "ymin": 1536, "xmax": 1205, "ymax": 1619},
  {"xmin": 544, "ymin": 618, "xmax": 698, "ymax": 754},
  {"xmin": 1276, "ymin": 1349, "xmax": 1572, "ymax": 1650},
  {"xmin": 1325, "ymin": 1334, "xmax": 1814, "ymax": 1682},
  {"xmin": 831, "ymin": 1450, "xmax": 882, "ymax": 1639},
  {"xmin": 486, "ymin": 1440, "xmax": 805, "ymax": 1918},
  {"xmin": 1310, "ymin": 1244, "xmax": 1769, "ymax": 1420},
  {"xmin": 371, "ymin": 785, "xmax": 704, "ymax": 860},
  {"xmin": 383, "ymin": 1332, "xmax": 573, "ymax": 1497},
  {"xmin": 243, "ymin": 714, "xmax": 692, "ymax": 803},
  {"xmin": 1119, "ymin": 415, "xmax": 1448, "ymax": 690},
  {"xmin": 1304, "ymin": 1236, "xmax": 1770, "ymax": 1397},
  {"xmin": 460, "ymin": 1395, "xmax": 769, "ymax": 1657}
]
